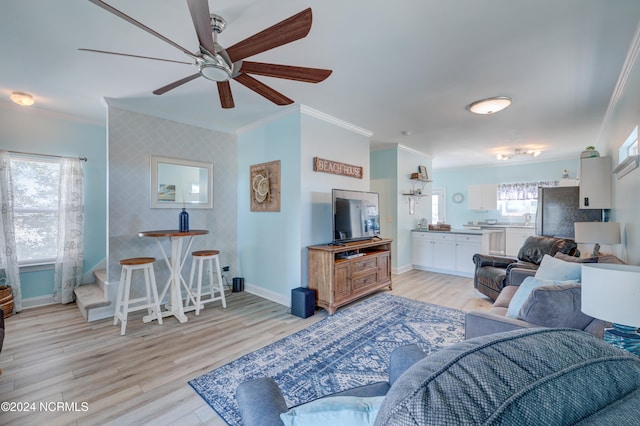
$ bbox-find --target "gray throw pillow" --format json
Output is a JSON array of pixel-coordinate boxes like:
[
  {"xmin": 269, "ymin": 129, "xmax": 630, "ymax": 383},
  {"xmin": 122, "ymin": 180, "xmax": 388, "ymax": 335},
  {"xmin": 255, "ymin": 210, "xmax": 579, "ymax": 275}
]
[{"xmin": 518, "ymin": 284, "xmax": 594, "ymax": 329}]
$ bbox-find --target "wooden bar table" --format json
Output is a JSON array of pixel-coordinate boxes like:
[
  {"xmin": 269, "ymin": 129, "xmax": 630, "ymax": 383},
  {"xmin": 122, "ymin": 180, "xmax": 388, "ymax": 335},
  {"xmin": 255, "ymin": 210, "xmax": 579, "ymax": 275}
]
[{"xmin": 138, "ymin": 229, "xmax": 208, "ymax": 323}]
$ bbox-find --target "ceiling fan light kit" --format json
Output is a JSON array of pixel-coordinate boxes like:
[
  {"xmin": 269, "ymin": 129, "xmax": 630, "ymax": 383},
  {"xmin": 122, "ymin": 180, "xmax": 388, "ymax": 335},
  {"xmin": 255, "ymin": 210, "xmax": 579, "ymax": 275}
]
[
  {"xmin": 496, "ymin": 148, "xmax": 541, "ymax": 161},
  {"xmin": 467, "ymin": 96, "xmax": 512, "ymax": 115},
  {"xmin": 84, "ymin": 0, "xmax": 332, "ymax": 109},
  {"xmin": 197, "ymin": 54, "xmax": 233, "ymax": 82}
]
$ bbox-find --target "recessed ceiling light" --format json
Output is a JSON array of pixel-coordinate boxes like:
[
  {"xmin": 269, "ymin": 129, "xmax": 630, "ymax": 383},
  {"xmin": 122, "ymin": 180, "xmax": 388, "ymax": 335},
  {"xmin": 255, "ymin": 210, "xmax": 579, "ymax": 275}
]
[
  {"xmin": 467, "ymin": 96, "xmax": 511, "ymax": 115},
  {"xmin": 10, "ymin": 91, "xmax": 35, "ymax": 106}
]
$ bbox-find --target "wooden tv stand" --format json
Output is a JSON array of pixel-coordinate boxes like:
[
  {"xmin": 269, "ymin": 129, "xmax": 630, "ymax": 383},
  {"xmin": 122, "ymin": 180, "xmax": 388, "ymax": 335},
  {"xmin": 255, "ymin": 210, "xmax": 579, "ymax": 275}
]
[{"xmin": 307, "ymin": 238, "xmax": 392, "ymax": 314}]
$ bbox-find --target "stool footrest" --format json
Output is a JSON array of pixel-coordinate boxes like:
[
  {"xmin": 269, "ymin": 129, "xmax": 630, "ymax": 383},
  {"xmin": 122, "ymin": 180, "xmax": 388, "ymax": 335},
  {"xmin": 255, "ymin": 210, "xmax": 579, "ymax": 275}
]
[{"xmin": 119, "ymin": 302, "xmax": 158, "ymax": 312}]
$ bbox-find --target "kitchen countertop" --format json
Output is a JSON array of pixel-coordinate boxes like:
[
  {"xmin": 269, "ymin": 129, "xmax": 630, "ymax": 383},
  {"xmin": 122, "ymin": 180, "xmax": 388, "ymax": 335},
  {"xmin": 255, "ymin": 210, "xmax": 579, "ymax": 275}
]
[
  {"xmin": 413, "ymin": 228, "xmax": 500, "ymax": 235},
  {"xmin": 462, "ymin": 224, "xmax": 535, "ymax": 229}
]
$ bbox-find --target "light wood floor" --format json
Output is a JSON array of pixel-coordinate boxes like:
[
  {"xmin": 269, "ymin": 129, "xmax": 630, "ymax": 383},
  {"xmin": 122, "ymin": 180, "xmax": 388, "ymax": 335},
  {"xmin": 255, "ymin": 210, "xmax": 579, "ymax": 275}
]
[{"xmin": 0, "ymin": 270, "xmax": 491, "ymax": 425}]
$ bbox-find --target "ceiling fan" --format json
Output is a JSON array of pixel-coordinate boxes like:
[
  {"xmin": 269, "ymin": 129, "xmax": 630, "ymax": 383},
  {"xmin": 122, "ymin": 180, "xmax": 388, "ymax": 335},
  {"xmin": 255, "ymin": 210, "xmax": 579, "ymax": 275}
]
[{"xmin": 81, "ymin": 0, "xmax": 332, "ymax": 108}]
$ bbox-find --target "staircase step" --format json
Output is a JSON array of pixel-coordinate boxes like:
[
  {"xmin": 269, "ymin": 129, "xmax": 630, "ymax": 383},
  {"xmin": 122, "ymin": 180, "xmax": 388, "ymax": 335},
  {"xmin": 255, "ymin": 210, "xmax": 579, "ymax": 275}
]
[
  {"xmin": 94, "ymin": 268, "xmax": 107, "ymax": 292},
  {"xmin": 75, "ymin": 283, "xmax": 110, "ymax": 321}
]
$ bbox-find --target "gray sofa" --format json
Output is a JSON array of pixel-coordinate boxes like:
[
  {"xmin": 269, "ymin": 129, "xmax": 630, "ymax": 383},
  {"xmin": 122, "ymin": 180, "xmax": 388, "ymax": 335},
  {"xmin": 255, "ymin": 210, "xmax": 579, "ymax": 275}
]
[
  {"xmin": 466, "ymin": 252, "xmax": 627, "ymax": 340},
  {"xmin": 237, "ymin": 328, "xmax": 640, "ymax": 425},
  {"xmin": 465, "ymin": 281, "xmax": 605, "ymax": 339}
]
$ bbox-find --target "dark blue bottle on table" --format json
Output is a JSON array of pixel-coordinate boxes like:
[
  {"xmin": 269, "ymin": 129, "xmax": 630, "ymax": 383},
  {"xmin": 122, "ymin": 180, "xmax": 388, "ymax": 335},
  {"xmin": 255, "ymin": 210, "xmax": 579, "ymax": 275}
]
[{"xmin": 179, "ymin": 208, "xmax": 189, "ymax": 232}]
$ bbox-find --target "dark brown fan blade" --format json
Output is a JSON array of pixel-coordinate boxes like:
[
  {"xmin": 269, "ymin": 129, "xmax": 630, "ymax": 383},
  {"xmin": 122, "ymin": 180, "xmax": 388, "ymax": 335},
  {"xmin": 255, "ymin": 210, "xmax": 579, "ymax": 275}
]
[
  {"xmin": 88, "ymin": 0, "xmax": 197, "ymax": 57},
  {"xmin": 78, "ymin": 48, "xmax": 192, "ymax": 65},
  {"xmin": 234, "ymin": 74, "xmax": 293, "ymax": 105},
  {"xmin": 186, "ymin": 0, "xmax": 216, "ymax": 54},
  {"xmin": 239, "ymin": 61, "xmax": 332, "ymax": 83},
  {"xmin": 153, "ymin": 73, "xmax": 201, "ymax": 95},
  {"xmin": 225, "ymin": 8, "xmax": 312, "ymax": 63},
  {"xmin": 217, "ymin": 81, "xmax": 235, "ymax": 108}
]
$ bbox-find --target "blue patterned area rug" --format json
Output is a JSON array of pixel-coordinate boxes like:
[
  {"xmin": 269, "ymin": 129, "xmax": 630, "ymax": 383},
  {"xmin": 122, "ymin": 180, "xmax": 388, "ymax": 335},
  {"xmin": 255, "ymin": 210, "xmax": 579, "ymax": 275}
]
[{"xmin": 189, "ymin": 293, "xmax": 464, "ymax": 425}]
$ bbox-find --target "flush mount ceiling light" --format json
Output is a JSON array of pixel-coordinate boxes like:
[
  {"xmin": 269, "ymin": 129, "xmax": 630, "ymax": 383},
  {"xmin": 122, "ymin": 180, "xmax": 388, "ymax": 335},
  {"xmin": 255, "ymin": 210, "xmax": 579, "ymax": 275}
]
[
  {"xmin": 497, "ymin": 148, "xmax": 541, "ymax": 161},
  {"xmin": 467, "ymin": 96, "xmax": 512, "ymax": 114},
  {"xmin": 10, "ymin": 91, "xmax": 35, "ymax": 106}
]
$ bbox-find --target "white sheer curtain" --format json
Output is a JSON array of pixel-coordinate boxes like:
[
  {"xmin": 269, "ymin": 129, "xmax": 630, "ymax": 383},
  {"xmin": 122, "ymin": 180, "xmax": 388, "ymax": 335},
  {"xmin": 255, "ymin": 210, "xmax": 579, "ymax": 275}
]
[
  {"xmin": 53, "ymin": 158, "xmax": 84, "ymax": 304},
  {"xmin": 497, "ymin": 180, "xmax": 558, "ymax": 200},
  {"xmin": 0, "ymin": 151, "xmax": 22, "ymax": 312}
]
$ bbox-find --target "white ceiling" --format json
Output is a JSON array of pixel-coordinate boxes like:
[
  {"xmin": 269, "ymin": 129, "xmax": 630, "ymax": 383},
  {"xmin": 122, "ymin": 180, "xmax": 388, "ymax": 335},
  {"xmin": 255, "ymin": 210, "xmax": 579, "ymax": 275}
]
[{"xmin": 2, "ymin": 0, "xmax": 640, "ymax": 169}]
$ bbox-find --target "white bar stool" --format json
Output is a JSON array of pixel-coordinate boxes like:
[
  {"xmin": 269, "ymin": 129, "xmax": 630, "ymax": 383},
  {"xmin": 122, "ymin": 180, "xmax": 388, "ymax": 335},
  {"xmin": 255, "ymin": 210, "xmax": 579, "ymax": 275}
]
[
  {"xmin": 187, "ymin": 250, "xmax": 227, "ymax": 315},
  {"xmin": 113, "ymin": 257, "xmax": 163, "ymax": 335}
]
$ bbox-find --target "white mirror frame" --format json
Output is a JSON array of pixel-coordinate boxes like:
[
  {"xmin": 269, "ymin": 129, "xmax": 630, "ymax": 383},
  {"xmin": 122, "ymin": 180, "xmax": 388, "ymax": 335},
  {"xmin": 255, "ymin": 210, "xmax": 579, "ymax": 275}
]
[{"xmin": 150, "ymin": 155, "xmax": 213, "ymax": 209}]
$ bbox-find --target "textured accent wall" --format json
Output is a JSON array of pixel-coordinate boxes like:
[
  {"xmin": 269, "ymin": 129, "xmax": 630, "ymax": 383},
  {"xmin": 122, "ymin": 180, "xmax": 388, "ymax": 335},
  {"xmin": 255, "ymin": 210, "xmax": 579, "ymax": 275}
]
[{"xmin": 107, "ymin": 106, "xmax": 237, "ymax": 286}]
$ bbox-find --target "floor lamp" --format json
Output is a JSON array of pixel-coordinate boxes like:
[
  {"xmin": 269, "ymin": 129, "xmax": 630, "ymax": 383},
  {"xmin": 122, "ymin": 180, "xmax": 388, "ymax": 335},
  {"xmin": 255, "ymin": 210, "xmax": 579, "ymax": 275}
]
[{"xmin": 581, "ymin": 263, "xmax": 640, "ymax": 356}]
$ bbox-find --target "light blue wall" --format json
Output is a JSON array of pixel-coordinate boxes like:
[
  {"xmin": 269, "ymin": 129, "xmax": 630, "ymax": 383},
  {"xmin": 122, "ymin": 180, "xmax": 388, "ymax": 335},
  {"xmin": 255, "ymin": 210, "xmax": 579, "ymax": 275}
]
[
  {"xmin": 371, "ymin": 149, "xmax": 398, "ymax": 248},
  {"xmin": 371, "ymin": 146, "xmax": 432, "ymax": 272},
  {"xmin": 432, "ymin": 158, "xmax": 579, "ymax": 228},
  {"xmin": 237, "ymin": 113, "xmax": 302, "ymax": 302},
  {"xmin": 299, "ymin": 113, "xmax": 370, "ymax": 285},
  {"xmin": 0, "ymin": 103, "xmax": 107, "ymax": 300},
  {"xmin": 238, "ymin": 108, "xmax": 371, "ymax": 304},
  {"xmin": 106, "ymin": 107, "xmax": 238, "ymax": 288}
]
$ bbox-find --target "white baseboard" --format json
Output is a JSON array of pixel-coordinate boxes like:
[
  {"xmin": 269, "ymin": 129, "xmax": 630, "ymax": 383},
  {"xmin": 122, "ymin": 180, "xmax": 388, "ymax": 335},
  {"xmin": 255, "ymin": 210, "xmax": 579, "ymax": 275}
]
[
  {"xmin": 19, "ymin": 280, "xmax": 291, "ymax": 317},
  {"xmin": 20, "ymin": 294, "xmax": 55, "ymax": 309},
  {"xmin": 394, "ymin": 264, "xmax": 413, "ymax": 275},
  {"xmin": 243, "ymin": 282, "xmax": 289, "ymax": 307},
  {"xmin": 412, "ymin": 265, "xmax": 473, "ymax": 278}
]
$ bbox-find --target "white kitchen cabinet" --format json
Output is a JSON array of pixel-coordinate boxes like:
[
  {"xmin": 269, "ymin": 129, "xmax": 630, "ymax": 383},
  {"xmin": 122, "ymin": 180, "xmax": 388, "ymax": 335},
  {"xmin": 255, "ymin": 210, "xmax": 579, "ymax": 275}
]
[
  {"xmin": 468, "ymin": 184, "xmax": 498, "ymax": 210},
  {"xmin": 412, "ymin": 231, "xmax": 435, "ymax": 268},
  {"xmin": 579, "ymin": 157, "xmax": 611, "ymax": 209},
  {"xmin": 412, "ymin": 231, "xmax": 486, "ymax": 277},
  {"xmin": 432, "ymin": 233, "xmax": 456, "ymax": 272},
  {"xmin": 505, "ymin": 227, "xmax": 535, "ymax": 257},
  {"xmin": 455, "ymin": 234, "xmax": 483, "ymax": 275}
]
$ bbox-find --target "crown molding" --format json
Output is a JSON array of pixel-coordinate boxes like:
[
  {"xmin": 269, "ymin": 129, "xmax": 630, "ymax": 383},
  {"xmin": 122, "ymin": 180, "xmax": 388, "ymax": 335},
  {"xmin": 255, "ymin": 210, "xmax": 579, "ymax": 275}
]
[
  {"xmin": 597, "ymin": 20, "xmax": 640, "ymax": 144},
  {"xmin": 299, "ymin": 105, "xmax": 373, "ymax": 137},
  {"xmin": 236, "ymin": 104, "xmax": 374, "ymax": 137},
  {"xmin": 398, "ymin": 144, "xmax": 430, "ymax": 157},
  {"xmin": 236, "ymin": 105, "xmax": 300, "ymax": 135}
]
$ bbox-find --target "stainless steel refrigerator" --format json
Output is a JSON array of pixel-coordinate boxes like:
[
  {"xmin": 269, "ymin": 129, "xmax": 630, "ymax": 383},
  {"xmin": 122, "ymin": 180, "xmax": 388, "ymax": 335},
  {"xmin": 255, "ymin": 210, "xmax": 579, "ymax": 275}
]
[{"xmin": 535, "ymin": 187, "xmax": 603, "ymax": 239}]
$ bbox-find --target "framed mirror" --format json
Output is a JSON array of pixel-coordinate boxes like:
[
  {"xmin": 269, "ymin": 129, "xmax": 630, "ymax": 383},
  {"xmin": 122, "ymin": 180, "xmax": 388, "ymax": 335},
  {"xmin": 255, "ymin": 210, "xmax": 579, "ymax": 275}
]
[{"xmin": 150, "ymin": 155, "xmax": 213, "ymax": 209}]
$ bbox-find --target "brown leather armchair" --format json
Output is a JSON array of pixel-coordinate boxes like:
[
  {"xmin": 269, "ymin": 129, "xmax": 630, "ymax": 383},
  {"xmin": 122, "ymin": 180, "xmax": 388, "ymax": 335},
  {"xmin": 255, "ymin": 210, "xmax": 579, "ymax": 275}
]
[{"xmin": 472, "ymin": 235, "xmax": 579, "ymax": 300}]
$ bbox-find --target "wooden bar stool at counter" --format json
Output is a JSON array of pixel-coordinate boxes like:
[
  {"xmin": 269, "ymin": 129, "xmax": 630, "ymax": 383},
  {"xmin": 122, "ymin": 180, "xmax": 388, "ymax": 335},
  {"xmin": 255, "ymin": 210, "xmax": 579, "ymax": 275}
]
[
  {"xmin": 186, "ymin": 250, "xmax": 227, "ymax": 315},
  {"xmin": 113, "ymin": 257, "xmax": 163, "ymax": 335}
]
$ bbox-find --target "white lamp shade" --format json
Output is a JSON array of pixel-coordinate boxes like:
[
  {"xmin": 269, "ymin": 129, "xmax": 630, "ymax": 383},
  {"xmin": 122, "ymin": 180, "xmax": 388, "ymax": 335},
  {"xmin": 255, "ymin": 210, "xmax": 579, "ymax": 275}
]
[
  {"xmin": 581, "ymin": 263, "xmax": 640, "ymax": 327},
  {"xmin": 574, "ymin": 222, "xmax": 621, "ymax": 245},
  {"xmin": 467, "ymin": 96, "xmax": 512, "ymax": 114}
]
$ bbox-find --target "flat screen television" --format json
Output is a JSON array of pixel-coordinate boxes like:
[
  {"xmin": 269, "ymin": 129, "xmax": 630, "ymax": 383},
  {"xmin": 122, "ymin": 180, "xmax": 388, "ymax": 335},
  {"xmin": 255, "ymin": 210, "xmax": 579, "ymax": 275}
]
[{"xmin": 332, "ymin": 189, "xmax": 381, "ymax": 244}]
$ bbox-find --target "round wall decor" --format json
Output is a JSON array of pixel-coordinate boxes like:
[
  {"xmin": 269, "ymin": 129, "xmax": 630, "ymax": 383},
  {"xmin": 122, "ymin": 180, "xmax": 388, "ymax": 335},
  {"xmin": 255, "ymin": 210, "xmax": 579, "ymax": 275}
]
[{"xmin": 452, "ymin": 193, "xmax": 464, "ymax": 203}]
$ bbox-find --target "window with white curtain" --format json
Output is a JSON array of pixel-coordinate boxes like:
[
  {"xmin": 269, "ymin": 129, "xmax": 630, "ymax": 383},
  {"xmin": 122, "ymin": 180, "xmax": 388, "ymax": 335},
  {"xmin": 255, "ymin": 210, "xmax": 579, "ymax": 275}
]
[
  {"xmin": 9, "ymin": 156, "xmax": 61, "ymax": 265},
  {"xmin": 497, "ymin": 180, "xmax": 557, "ymax": 217}
]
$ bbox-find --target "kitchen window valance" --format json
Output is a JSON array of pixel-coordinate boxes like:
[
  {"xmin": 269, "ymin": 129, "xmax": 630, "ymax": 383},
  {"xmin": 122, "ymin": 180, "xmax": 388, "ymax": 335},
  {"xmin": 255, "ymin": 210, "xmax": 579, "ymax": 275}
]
[{"xmin": 497, "ymin": 180, "xmax": 558, "ymax": 200}]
